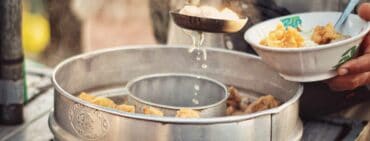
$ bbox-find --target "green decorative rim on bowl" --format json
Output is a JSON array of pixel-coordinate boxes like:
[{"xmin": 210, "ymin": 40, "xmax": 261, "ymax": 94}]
[
  {"xmin": 281, "ymin": 16, "xmax": 302, "ymax": 28},
  {"xmin": 333, "ymin": 45, "xmax": 359, "ymax": 69}
]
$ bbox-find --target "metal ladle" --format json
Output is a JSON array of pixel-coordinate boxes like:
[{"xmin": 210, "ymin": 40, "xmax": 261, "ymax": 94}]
[{"xmin": 170, "ymin": 0, "xmax": 248, "ymax": 33}]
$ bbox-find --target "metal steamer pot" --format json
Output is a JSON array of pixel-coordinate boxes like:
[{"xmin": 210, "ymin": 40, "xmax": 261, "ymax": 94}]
[{"xmin": 50, "ymin": 45, "xmax": 303, "ymax": 141}]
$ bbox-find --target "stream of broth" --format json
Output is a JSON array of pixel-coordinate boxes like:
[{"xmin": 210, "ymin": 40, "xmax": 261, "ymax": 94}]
[{"xmin": 183, "ymin": 29, "xmax": 208, "ymax": 105}]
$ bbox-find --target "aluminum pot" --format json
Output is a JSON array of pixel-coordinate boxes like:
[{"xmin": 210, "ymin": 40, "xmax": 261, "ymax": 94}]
[{"xmin": 50, "ymin": 45, "xmax": 303, "ymax": 141}]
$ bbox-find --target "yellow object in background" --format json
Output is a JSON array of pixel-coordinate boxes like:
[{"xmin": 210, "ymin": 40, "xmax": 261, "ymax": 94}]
[{"xmin": 22, "ymin": 10, "xmax": 50, "ymax": 55}]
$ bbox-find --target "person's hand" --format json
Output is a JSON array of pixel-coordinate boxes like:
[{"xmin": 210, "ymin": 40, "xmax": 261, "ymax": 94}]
[{"xmin": 327, "ymin": 3, "xmax": 370, "ymax": 91}]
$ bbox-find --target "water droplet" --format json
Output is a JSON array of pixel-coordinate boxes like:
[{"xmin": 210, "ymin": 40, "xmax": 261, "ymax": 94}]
[
  {"xmin": 196, "ymin": 56, "xmax": 201, "ymax": 61},
  {"xmin": 192, "ymin": 98, "xmax": 199, "ymax": 105},
  {"xmin": 194, "ymin": 92, "xmax": 198, "ymax": 96},
  {"xmin": 201, "ymin": 64, "xmax": 208, "ymax": 69},
  {"xmin": 194, "ymin": 85, "xmax": 200, "ymax": 91},
  {"xmin": 202, "ymin": 48, "xmax": 207, "ymax": 60}
]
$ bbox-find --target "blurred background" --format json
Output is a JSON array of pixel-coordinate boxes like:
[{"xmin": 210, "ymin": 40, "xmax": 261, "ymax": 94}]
[{"xmin": 23, "ymin": 0, "xmax": 158, "ymax": 67}]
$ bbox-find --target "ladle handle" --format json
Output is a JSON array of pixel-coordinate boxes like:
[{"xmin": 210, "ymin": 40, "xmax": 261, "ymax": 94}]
[{"xmin": 334, "ymin": 0, "xmax": 360, "ymax": 31}]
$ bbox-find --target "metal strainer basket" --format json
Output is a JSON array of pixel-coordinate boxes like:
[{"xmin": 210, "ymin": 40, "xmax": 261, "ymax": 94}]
[{"xmin": 126, "ymin": 73, "xmax": 228, "ymax": 117}]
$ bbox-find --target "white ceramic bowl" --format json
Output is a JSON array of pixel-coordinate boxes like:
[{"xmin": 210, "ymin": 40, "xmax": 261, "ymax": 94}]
[{"xmin": 245, "ymin": 12, "xmax": 370, "ymax": 82}]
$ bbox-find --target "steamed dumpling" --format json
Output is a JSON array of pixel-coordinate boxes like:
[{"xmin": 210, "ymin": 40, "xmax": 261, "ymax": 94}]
[
  {"xmin": 179, "ymin": 5, "xmax": 201, "ymax": 17},
  {"xmin": 199, "ymin": 6, "xmax": 220, "ymax": 19},
  {"xmin": 220, "ymin": 8, "xmax": 239, "ymax": 20}
]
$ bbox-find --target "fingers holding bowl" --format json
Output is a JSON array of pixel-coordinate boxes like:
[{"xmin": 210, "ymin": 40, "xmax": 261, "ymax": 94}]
[
  {"xmin": 358, "ymin": 3, "xmax": 370, "ymax": 21},
  {"xmin": 337, "ymin": 54, "xmax": 370, "ymax": 75},
  {"xmin": 359, "ymin": 32, "xmax": 370, "ymax": 54},
  {"xmin": 327, "ymin": 72, "xmax": 370, "ymax": 91},
  {"xmin": 336, "ymin": 16, "xmax": 370, "ymax": 76},
  {"xmin": 244, "ymin": 12, "xmax": 370, "ymax": 82}
]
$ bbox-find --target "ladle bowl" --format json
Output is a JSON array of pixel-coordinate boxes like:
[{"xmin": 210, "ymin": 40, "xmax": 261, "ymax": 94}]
[{"xmin": 170, "ymin": 10, "xmax": 248, "ymax": 33}]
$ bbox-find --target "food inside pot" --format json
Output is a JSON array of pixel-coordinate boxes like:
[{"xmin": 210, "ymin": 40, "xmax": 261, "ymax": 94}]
[
  {"xmin": 78, "ymin": 92, "xmax": 96, "ymax": 102},
  {"xmin": 260, "ymin": 22, "xmax": 349, "ymax": 48},
  {"xmin": 226, "ymin": 87, "xmax": 280, "ymax": 116},
  {"xmin": 77, "ymin": 86, "xmax": 280, "ymax": 118},
  {"xmin": 78, "ymin": 93, "xmax": 135, "ymax": 113},
  {"xmin": 91, "ymin": 97, "xmax": 116, "ymax": 108},
  {"xmin": 143, "ymin": 106, "xmax": 164, "ymax": 117},
  {"xmin": 116, "ymin": 104, "xmax": 135, "ymax": 113},
  {"xmin": 176, "ymin": 108, "xmax": 200, "ymax": 118}
]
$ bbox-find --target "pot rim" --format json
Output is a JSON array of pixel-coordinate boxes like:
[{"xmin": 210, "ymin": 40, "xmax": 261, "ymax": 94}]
[{"xmin": 52, "ymin": 45, "xmax": 303, "ymax": 124}]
